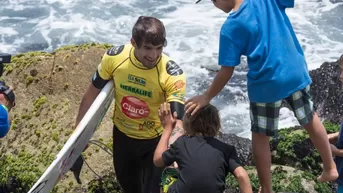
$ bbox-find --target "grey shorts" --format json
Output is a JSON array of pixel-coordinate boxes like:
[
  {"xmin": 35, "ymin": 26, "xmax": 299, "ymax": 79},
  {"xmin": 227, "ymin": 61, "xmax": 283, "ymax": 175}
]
[{"xmin": 250, "ymin": 85, "xmax": 315, "ymax": 136}]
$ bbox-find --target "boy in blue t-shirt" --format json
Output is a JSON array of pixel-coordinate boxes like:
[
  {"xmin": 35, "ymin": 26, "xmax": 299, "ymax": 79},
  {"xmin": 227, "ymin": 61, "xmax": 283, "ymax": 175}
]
[
  {"xmin": 328, "ymin": 54, "xmax": 343, "ymax": 193},
  {"xmin": 185, "ymin": 0, "xmax": 338, "ymax": 192}
]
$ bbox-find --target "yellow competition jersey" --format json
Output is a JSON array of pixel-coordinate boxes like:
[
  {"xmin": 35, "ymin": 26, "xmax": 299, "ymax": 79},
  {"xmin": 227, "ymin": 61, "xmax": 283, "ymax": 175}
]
[{"xmin": 97, "ymin": 44, "xmax": 186, "ymax": 139}]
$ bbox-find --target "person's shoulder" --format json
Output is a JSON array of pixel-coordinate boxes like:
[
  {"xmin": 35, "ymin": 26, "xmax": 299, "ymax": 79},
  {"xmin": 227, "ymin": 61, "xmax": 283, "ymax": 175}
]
[
  {"xmin": 175, "ymin": 135, "xmax": 187, "ymax": 143},
  {"xmin": 0, "ymin": 104, "xmax": 8, "ymax": 113},
  {"xmin": 103, "ymin": 44, "xmax": 131, "ymax": 59},
  {"xmin": 159, "ymin": 54, "xmax": 185, "ymax": 77},
  {"xmin": 170, "ymin": 135, "xmax": 187, "ymax": 149},
  {"xmin": 220, "ymin": 15, "xmax": 249, "ymax": 38},
  {"xmin": 210, "ymin": 138, "xmax": 237, "ymax": 151},
  {"xmin": 100, "ymin": 44, "xmax": 132, "ymax": 71}
]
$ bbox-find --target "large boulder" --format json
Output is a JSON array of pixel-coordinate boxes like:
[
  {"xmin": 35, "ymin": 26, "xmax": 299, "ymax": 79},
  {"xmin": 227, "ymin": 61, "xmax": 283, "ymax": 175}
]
[
  {"xmin": 309, "ymin": 57, "xmax": 343, "ymax": 124},
  {"xmin": 217, "ymin": 132, "xmax": 253, "ymax": 166}
]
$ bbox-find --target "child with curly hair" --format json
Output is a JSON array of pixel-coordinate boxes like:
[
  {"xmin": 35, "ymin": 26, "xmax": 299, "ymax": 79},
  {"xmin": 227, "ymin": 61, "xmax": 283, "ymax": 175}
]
[{"xmin": 153, "ymin": 102, "xmax": 252, "ymax": 193}]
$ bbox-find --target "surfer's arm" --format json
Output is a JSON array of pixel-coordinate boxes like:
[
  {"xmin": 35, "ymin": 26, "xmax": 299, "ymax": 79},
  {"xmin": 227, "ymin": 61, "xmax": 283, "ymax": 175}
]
[
  {"xmin": 234, "ymin": 167, "xmax": 253, "ymax": 193},
  {"xmin": 75, "ymin": 53, "xmax": 113, "ymax": 127},
  {"xmin": 164, "ymin": 60, "xmax": 186, "ymax": 145},
  {"xmin": 75, "ymin": 84, "xmax": 102, "ymax": 127}
]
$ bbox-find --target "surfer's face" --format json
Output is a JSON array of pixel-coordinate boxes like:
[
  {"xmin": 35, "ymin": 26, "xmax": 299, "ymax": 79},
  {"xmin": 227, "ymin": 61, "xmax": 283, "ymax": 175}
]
[
  {"xmin": 213, "ymin": 0, "xmax": 234, "ymax": 13},
  {"xmin": 131, "ymin": 39, "xmax": 163, "ymax": 69}
]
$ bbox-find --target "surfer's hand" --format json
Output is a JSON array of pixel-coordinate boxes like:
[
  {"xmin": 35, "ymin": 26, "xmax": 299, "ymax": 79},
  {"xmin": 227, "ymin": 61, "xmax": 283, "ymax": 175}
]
[
  {"xmin": 83, "ymin": 144, "xmax": 89, "ymax": 152},
  {"xmin": 185, "ymin": 94, "xmax": 210, "ymax": 116},
  {"xmin": 158, "ymin": 102, "xmax": 177, "ymax": 131}
]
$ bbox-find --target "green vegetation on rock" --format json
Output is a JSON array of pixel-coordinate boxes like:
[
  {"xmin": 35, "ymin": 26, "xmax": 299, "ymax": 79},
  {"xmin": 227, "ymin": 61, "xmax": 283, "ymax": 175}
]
[
  {"xmin": 0, "ymin": 152, "xmax": 56, "ymax": 193},
  {"xmin": 271, "ymin": 121, "xmax": 340, "ymax": 175},
  {"xmin": 87, "ymin": 172, "xmax": 122, "ymax": 193}
]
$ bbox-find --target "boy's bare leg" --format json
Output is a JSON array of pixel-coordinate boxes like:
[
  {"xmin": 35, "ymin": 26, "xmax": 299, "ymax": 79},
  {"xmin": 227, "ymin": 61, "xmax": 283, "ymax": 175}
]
[
  {"xmin": 252, "ymin": 132, "xmax": 273, "ymax": 193},
  {"xmin": 303, "ymin": 113, "xmax": 338, "ymax": 182}
]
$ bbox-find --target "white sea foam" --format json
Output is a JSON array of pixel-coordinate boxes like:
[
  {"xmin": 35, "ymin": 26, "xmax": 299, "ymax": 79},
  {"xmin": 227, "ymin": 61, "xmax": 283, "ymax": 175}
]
[{"xmin": 0, "ymin": 0, "xmax": 342, "ymax": 138}]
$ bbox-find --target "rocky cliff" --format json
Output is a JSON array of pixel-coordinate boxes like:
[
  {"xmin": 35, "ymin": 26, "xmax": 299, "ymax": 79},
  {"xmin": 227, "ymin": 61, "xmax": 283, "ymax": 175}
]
[{"xmin": 0, "ymin": 43, "xmax": 342, "ymax": 193}]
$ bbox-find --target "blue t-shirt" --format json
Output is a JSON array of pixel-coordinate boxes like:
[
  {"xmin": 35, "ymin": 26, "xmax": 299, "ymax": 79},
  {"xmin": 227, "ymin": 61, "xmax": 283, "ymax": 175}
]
[
  {"xmin": 335, "ymin": 124, "xmax": 343, "ymax": 185},
  {"xmin": 218, "ymin": 0, "xmax": 312, "ymax": 103},
  {"xmin": 0, "ymin": 104, "xmax": 10, "ymax": 138}
]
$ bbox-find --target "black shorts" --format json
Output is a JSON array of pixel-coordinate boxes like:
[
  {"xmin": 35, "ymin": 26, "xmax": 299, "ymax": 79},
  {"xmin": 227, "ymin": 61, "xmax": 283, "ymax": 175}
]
[{"xmin": 113, "ymin": 125, "xmax": 164, "ymax": 193}]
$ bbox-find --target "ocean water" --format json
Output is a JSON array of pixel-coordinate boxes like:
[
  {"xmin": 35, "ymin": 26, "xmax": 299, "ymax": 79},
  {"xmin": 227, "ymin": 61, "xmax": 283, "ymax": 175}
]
[{"xmin": 0, "ymin": 0, "xmax": 342, "ymax": 139}]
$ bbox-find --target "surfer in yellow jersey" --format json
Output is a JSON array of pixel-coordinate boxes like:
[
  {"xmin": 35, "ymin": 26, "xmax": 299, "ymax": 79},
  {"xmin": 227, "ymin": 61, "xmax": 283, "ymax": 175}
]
[{"xmin": 74, "ymin": 16, "xmax": 186, "ymax": 193}]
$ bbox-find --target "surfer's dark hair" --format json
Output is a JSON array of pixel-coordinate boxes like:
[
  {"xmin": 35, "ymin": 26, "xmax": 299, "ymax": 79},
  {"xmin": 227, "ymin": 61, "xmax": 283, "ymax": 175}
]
[
  {"xmin": 132, "ymin": 16, "xmax": 167, "ymax": 48},
  {"xmin": 183, "ymin": 104, "xmax": 221, "ymax": 137}
]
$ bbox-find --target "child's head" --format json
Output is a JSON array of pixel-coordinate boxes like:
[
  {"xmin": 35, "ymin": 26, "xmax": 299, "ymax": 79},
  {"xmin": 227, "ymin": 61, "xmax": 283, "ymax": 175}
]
[
  {"xmin": 196, "ymin": 0, "xmax": 235, "ymax": 13},
  {"xmin": 339, "ymin": 54, "xmax": 343, "ymax": 84},
  {"xmin": 183, "ymin": 104, "xmax": 221, "ymax": 137}
]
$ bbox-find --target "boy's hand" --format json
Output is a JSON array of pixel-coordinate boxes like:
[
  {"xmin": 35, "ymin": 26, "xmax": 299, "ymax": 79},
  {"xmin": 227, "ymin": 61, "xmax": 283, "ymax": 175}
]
[
  {"xmin": 158, "ymin": 102, "xmax": 177, "ymax": 130},
  {"xmin": 331, "ymin": 144, "xmax": 340, "ymax": 156},
  {"xmin": 328, "ymin": 132, "xmax": 339, "ymax": 144},
  {"xmin": 185, "ymin": 94, "xmax": 210, "ymax": 116}
]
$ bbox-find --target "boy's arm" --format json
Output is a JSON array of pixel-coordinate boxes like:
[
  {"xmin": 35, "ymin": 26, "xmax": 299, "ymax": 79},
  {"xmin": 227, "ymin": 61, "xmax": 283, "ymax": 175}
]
[
  {"xmin": 185, "ymin": 66, "xmax": 234, "ymax": 115},
  {"xmin": 328, "ymin": 132, "xmax": 339, "ymax": 144},
  {"xmin": 233, "ymin": 167, "xmax": 253, "ymax": 193},
  {"xmin": 185, "ymin": 23, "xmax": 243, "ymax": 115},
  {"xmin": 169, "ymin": 120, "xmax": 183, "ymax": 145},
  {"xmin": 153, "ymin": 127, "xmax": 174, "ymax": 167},
  {"xmin": 330, "ymin": 144, "xmax": 343, "ymax": 157},
  {"xmin": 228, "ymin": 147, "xmax": 252, "ymax": 193},
  {"xmin": 204, "ymin": 66, "xmax": 235, "ymax": 100}
]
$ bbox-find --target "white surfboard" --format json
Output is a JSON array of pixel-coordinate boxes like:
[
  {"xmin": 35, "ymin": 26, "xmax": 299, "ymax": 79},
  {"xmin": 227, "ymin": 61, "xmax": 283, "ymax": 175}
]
[{"xmin": 28, "ymin": 80, "xmax": 115, "ymax": 193}]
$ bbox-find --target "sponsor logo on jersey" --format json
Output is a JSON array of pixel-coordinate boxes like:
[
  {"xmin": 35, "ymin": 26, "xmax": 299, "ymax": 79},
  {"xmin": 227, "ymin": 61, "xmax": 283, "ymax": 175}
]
[
  {"xmin": 128, "ymin": 74, "xmax": 146, "ymax": 86},
  {"xmin": 106, "ymin": 45, "xmax": 124, "ymax": 56},
  {"xmin": 172, "ymin": 93, "xmax": 185, "ymax": 101},
  {"xmin": 121, "ymin": 96, "xmax": 150, "ymax": 119},
  {"xmin": 166, "ymin": 60, "xmax": 183, "ymax": 76},
  {"xmin": 173, "ymin": 80, "xmax": 185, "ymax": 90},
  {"xmin": 120, "ymin": 84, "xmax": 152, "ymax": 98},
  {"xmin": 139, "ymin": 120, "xmax": 155, "ymax": 130}
]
